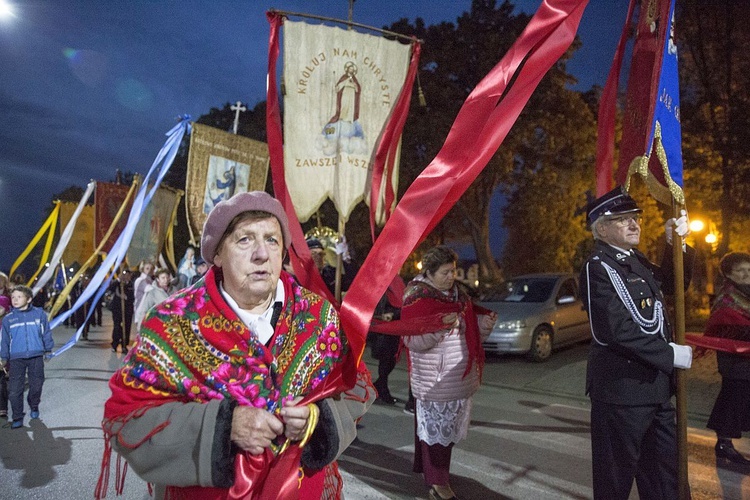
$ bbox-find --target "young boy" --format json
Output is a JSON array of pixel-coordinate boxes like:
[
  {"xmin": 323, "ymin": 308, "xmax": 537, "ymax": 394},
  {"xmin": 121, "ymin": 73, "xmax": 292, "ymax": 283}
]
[
  {"xmin": 0, "ymin": 294, "xmax": 10, "ymax": 419},
  {"xmin": 0, "ymin": 285, "xmax": 54, "ymax": 429}
]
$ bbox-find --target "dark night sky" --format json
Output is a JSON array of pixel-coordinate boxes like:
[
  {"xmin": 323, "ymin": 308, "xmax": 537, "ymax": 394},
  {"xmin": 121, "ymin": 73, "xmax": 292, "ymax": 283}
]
[{"xmin": 0, "ymin": 0, "xmax": 628, "ymax": 271}]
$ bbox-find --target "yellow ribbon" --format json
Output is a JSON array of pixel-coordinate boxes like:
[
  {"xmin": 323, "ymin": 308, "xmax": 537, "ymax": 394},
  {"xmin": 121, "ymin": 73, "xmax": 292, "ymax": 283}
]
[{"xmin": 10, "ymin": 202, "xmax": 60, "ymax": 280}]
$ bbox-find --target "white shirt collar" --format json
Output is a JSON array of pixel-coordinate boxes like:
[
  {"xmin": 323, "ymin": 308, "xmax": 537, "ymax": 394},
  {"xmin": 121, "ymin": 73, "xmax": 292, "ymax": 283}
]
[
  {"xmin": 608, "ymin": 243, "xmax": 633, "ymax": 256},
  {"xmin": 219, "ymin": 280, "xmax": 285, "ymax": 345}
]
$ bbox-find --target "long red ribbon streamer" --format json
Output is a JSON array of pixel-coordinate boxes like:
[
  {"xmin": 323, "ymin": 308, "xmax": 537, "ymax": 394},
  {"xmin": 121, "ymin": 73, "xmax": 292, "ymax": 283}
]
[
  {"xmin": 368, "ymin": 42, "xmax": 422, "ymax": 239},
  {"xmin": 593, "ymin": 0, "xmax": 637, "ymax": 196}
]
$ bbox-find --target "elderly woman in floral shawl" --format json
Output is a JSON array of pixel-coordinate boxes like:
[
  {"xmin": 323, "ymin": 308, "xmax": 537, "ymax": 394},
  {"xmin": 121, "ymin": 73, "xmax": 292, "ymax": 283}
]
[
  {"xmin": 97, "ymin": 191, "xmax": 374, "ymax": 499},
  {"xmin": 705, "ymin": 251, "xmax": 750, "ymax": 467}
]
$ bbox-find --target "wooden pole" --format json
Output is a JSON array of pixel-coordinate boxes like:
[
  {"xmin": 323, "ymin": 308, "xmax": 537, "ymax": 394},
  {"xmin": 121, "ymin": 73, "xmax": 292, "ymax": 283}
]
[
  {"xmin": 334, "ymin": 217, "xmax": 345, "ymax": 303},
  {"xmin": 671, "ymin": 201, "xmax": 689, "ymax": 499}
]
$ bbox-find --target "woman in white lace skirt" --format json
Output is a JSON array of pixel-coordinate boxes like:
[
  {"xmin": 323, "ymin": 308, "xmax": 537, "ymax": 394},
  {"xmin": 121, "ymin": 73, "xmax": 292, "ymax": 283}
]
[{"xmin": 402, "ymin": 246, "xmax": 496, "ymax": 500}]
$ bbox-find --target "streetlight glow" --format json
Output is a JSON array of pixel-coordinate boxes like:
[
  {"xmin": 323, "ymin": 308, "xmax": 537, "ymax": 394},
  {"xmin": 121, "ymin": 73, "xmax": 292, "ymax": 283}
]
[
  {"xmin": 705, "ymin": 233, "xmax": 718, "ymax": 244},
  {"xmin": 689, "ymin": 219, "xmax": 705, "ymax": 232},
  {"xmin": 0, "ymin": 0, "xmax": 15, "ymax": 19}
]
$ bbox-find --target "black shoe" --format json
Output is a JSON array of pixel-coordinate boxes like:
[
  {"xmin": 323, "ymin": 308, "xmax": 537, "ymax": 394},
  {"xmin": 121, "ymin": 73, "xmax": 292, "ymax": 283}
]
[
  {"xmin": 0, "ymin": 410, "xmax": 7, "ymax": 419},
  {"xmin": 122, "ymin": 347, "xmax": 129, "ymax": 355},
  {"xmin": 403, "ymin": 401, "xmax": 415, "ymax": 414},
  {"xmin": 716, "ymin": 441, "xmax": 750, "ymax": 466}
]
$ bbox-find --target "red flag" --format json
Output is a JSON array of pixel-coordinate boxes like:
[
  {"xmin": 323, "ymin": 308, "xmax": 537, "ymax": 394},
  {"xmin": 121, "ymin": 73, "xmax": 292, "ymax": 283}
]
[{"xmin": 95, "ymin": 182, "xmax": 133, "ymax": 253}]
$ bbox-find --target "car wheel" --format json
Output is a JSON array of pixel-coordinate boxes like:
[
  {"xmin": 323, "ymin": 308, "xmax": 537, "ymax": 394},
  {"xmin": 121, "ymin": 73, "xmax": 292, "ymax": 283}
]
[{"xmin": 527, "ymin": 326, "xmax": 553, "ymax": 362}]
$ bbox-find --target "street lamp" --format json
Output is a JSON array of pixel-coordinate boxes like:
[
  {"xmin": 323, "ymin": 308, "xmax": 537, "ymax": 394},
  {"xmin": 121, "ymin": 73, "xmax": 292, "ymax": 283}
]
[
  {"xmin": 688, "ymin": 217, "xmax": 719, "ymax": 300},
  {"xmin": 0, "ymin": 0, "xmax": 15, "ymax": 20}
]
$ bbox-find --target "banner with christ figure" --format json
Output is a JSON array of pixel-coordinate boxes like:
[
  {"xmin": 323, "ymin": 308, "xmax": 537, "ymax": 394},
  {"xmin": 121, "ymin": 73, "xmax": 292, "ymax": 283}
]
[
  {"xmin": 185, "ymin": 123, "xmax": 269, "ymax": 244},
  {"xmin": 126, "ymin": 186, "xmax": 182, "ymax": 267},
  {"xmin": 617, "ymin": 0, "xmax": 684, "ymax": 205},
  {"xmin": 282, "ymin": 20, "xmax": 412, "ymax": 222}
]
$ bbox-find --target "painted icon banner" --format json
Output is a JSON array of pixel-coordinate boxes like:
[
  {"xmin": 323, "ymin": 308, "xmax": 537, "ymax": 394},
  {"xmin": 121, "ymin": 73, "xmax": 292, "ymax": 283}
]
[
  {"xmin": 185, "ymin": 123, "xmax": 269, "ymax": 244},
  {"xmin": 282, "ymin": 20, "xmax": 411, "ymax": 222},
  {"xmin": 126, "ymin": 186, "xmax": 182, "ymax": 267}
]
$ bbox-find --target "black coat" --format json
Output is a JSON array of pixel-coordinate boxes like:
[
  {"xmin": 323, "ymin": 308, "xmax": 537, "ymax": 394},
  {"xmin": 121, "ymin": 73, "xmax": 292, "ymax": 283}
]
[{"xmin": 580, "ymin": 241, "xmax": 694, "ymax": 406}]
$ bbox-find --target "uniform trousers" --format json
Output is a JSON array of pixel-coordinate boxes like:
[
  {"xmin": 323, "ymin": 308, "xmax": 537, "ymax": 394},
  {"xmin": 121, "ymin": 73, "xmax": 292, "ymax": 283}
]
[
  {"xmin": 8, "ymin": 356, "xmax": 45, "ymax": 421},
  {"xmin": 590, "ymin": 399, "xmax": 678, "ymax": 500},
  {"xmin": 111, "ymin": 307, "xmax": 134, "ymax": 349}
]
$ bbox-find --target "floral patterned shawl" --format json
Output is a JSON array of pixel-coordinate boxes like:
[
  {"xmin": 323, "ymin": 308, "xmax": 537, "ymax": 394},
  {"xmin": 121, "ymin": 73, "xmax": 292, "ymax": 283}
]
[{"xmin": 99, "ymin": 267, "xmax": 348, "ymax": 498}]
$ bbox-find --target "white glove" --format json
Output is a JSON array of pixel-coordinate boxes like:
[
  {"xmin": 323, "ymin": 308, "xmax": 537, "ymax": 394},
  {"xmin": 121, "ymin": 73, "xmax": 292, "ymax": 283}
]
[
  {"xmin": 334, "ymin": 237, "xmax": 351, "ymax": 262},
  {"xmin": 665, "ymin": 210, "xmax": 689, "ymax": 245},
  {"xmin": 670, "ymin": 342, "xmax": 693, "ymax": 369}
]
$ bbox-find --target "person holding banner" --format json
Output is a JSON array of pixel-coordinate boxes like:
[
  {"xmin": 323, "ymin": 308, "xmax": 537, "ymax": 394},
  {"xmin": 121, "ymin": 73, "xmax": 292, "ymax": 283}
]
[
  {"xmin": 99, "ymin": 191, "xmax": 374, "ymax": 499},
  {"xmin": 705, "ymin": 252, "xmax": 750, "ymax": 466},
  {"xmin": 580, "ymin": 187, "xmax": 694, "ymax": 500}
]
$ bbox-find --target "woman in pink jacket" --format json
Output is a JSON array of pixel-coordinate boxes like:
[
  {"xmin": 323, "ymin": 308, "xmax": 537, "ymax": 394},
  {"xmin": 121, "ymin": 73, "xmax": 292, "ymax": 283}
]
[{"xmin": 402, "ymin": 246, "xmax": 496, "ymax": 500}]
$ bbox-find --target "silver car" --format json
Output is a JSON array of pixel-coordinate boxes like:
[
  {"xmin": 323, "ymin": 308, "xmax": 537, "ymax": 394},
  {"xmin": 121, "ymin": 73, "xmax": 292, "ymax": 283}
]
[{"xmin": 479, "ymin": 273, "xmax": 591, "ymax": 361}]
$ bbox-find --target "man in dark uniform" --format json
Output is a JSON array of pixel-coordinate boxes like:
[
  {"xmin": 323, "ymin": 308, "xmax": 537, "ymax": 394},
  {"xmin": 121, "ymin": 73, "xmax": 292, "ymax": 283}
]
[
  {"xmin": 109, "ymin": 269, "xmax": 135, "ymax": 354},
  {"xmin": 580, "ymin": 186, "xmax": 694, "ymax": 500}
]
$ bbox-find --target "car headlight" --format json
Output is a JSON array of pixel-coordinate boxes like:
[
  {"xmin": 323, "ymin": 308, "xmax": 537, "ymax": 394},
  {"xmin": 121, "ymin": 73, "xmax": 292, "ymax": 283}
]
[{"xmin": 494, "ymin": 319, "xmax": 526, "ymax": 330}]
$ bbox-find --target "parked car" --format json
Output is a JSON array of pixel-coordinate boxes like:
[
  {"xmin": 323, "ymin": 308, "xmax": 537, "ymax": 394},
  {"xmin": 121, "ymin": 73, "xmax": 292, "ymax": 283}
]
[{"xmin": 478, "ymin": 273, "xmax": 591, "ymax": 362}]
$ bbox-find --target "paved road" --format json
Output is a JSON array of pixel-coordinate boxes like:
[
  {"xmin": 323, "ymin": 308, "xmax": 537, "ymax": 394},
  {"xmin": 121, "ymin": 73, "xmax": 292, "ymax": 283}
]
[{"xmin": 1, "ymin": 315, "xmax": 749, "ymax": 499}]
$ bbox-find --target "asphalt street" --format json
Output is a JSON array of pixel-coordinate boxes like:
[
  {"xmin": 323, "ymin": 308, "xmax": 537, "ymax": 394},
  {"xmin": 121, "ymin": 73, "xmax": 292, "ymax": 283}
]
[{"xmin": 1, "ymin": 313, "xmax": 749, "ymax": 499}]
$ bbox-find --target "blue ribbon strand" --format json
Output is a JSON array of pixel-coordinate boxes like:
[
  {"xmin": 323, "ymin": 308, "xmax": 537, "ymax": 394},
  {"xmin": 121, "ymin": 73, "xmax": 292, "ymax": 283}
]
[{"xmin": 49, "ymin": 116, "xmax": 192, "ymax": 358}]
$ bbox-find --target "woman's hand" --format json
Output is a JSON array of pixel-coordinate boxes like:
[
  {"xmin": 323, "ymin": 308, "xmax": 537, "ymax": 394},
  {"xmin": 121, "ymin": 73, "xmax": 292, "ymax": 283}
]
[
  {"xmin": 279, "ymin": 396, "xmax": 312, "ymax": 441},
  {"xmin": 442, "ymin": 312, "xmax": 458, "ymax": 326},
  {"xmin": 231, "ymin": 406, "xmax": 285, "ymax": 455},
  {"xmin": 480, "ymin": 312, "xmax": 497, "ymax": 331}
]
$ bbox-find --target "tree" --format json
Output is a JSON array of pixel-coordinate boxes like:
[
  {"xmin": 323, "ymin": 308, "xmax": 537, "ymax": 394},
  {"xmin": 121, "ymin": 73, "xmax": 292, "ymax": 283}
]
[{"xmin": 678, "ymin": 0, "xmax": 750, "ymax": 255}]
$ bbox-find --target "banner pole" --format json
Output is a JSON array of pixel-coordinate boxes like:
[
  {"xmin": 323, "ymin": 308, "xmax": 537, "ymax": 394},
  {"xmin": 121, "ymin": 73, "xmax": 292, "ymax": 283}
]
[
  {"xmin": 671, "ymin": 199, "xmax": 689, "ymax": 499},
  {"xmin": 335, "ymin": 217, "xmax": 345, "ymax": 303}
]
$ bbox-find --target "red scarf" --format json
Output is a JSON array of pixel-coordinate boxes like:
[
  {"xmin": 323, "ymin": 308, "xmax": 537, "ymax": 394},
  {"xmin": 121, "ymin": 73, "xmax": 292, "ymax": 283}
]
[
  {"xmin": 686, "ymin": 281, "xmax": 750, "ymax": 357},
  {"xmin": 97, "ymin": 268, "xmax": 349, "ymax": 499},
  {"xmin": 400, "ymin": 278, "xmax": 487, "ymax": 379}
]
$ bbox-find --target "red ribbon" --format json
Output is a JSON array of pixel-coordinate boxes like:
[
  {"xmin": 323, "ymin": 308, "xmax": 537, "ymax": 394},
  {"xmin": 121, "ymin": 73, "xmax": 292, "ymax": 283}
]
[
  {"xmin": 685, "ymin": 334, "xmax": 750, "ymax": 357},
  {"xmin": 594, "ymin": 0, "xmax": 637, "ymax": 196},
  {"xmin": 368, "ymin": 41, "xmax": 421, "ymax": 239}
]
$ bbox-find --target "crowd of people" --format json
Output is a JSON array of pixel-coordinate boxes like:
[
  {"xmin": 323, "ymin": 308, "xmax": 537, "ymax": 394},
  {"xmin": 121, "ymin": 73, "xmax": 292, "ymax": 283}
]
[{"xmin": 1, "ymin": 188, "xmax": 749, "ymax": 499}]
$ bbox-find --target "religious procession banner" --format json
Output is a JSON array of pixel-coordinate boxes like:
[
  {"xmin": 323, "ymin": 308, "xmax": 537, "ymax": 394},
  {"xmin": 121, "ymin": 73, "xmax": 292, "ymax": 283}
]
[
  {"xmin": 59, "ymin": 202, "xmax": 95, "ymax": 267},
  {"xmin": 616, "ymin": 0, "xmax": 684, "ymax": 205},
  {"xmin": 185, "ymin": 123, "xmax": 269, "ymax": 244},
  {"xmin": 126, "ymin": 186, "xmax": 182, "ymax": 268},
  {"xmin": 282, "ymin": 20, "xmax": 412, "ymax": 222},
  {"xmin": 95, "ymin": 181, "xmax": 134, "ymax": 253}
]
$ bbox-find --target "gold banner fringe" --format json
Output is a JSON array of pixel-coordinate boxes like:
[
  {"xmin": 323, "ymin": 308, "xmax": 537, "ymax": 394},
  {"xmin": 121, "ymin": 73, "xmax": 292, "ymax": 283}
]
[{"xmin": 625, "ymin": 120, "xmax": 685, "ymax": 206}]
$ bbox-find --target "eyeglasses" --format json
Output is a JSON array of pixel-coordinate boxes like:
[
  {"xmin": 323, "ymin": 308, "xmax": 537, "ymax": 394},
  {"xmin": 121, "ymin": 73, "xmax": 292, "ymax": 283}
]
[{"xmin": 606, "ymin": 215, "xmax": 643, "ymax": 227}]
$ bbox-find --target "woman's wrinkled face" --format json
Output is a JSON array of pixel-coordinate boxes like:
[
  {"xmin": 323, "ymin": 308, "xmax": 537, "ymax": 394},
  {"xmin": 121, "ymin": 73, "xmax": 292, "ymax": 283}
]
[
  {"xmin": 429, "ymin": 262, "xmax": 456, "ymax": 291},
  {"xmin": 729, "ymin": 261, "xmax": 750, "ymax": 285},
  {"xmin": 156, "ymin": 272, "xmax": 171, "ymax": 290},
  {"xmin": 214, "ymin": 216, "xmax": 284, "ymax": 313}
]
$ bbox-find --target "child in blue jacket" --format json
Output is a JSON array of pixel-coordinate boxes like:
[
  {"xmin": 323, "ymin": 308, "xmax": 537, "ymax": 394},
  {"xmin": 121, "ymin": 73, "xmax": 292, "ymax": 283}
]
[{"xmin": 0, "ymin": 285, "xmax": 54, "ymax": 429}]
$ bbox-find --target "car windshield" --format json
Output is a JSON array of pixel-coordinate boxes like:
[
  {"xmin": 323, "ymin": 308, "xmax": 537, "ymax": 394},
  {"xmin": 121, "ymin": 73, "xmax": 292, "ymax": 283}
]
[{"xmin": 488, "ymin": 277, "xmax": 557, "ymax": 303}]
